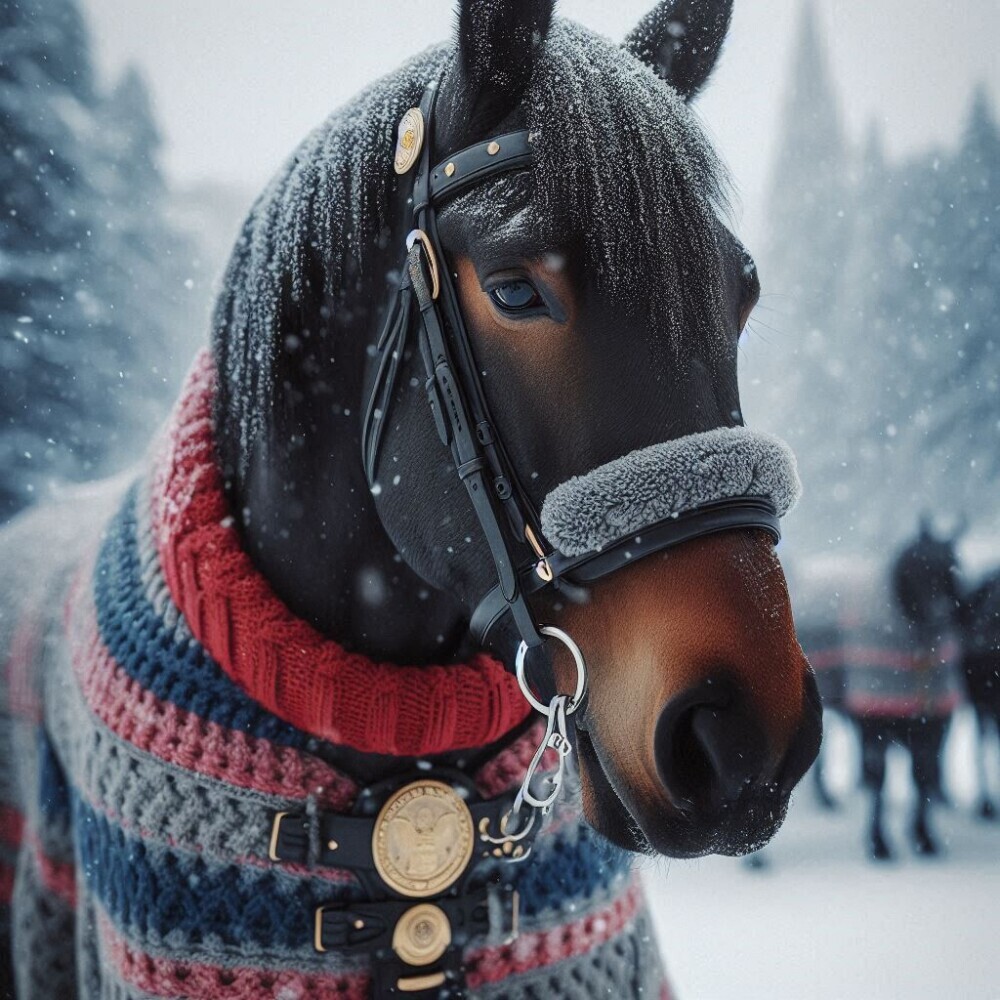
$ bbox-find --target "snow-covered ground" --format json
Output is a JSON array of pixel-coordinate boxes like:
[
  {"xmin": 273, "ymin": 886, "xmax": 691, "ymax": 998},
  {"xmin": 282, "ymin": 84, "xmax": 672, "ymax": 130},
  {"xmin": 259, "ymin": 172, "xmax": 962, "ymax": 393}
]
[{"xmin": 643, "ymin": 710, "xmax": 1000, "ymax": 999}]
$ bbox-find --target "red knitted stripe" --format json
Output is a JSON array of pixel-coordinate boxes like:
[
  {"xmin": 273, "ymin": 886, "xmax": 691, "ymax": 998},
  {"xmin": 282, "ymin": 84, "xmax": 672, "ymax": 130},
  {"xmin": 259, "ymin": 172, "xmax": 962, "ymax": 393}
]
[
  {"xmin": 0, "ymin": 864, "xmax": 12, "ymax": 905},
  {"xmin": 5, "ymin": 608, "xmax": 43, "ymax": 723},
  {"xmin": 100, "ymin": 913, "xmax": 369, "ymax": 1000},
  {"xmin": 148, "ymin": 351, "xmax": 531, "ymax": 756},
  {"xmin": 67, "ymin": 582, "xmax": 356, "ymax": 810},
  {"xmin": 0, "ymin": 805, "xmax": 24, "ymax": 848},
  {"xmin": 465, "ymin": 878, "xmax": 643, "ymax": 987},
  {"xmin": 30, "ymin": 836, "xmax": 76, "ymax": 905},
  {"xmin": 845, "ymin": 693, "xmax": 961, "ymax": 717},
  {"xmin": 804, "ymin": 648, "xmax": 843, "ymax": 671},
  {"xmin": 839, "ymin": 640, "xmax": 962, "ymax": 671}
]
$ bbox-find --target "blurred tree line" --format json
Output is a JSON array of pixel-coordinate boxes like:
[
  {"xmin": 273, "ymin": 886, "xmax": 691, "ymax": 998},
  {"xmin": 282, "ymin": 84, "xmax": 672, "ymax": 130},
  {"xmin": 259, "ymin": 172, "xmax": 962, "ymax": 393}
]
[
  {"xmin": 747, "ymin": 3, "xmax": 999, "ymax": 555},
  {"xmin": 0, "ymin": 0, "xmax": 200, "ymax": 520}
]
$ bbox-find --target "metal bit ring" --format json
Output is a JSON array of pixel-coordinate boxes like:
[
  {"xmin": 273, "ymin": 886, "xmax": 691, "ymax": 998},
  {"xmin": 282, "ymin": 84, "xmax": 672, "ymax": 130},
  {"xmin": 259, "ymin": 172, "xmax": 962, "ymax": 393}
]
[{"xmin": 515, "ymin": 626, "xmax": 587, "ymax": 716}]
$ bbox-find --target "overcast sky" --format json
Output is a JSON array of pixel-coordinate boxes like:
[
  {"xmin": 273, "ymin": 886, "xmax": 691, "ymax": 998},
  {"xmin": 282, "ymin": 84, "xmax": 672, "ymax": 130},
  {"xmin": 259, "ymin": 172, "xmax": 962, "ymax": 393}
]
[{"xmin": 83, "ymin": 0, "xmax": 998, "ymax": 243}]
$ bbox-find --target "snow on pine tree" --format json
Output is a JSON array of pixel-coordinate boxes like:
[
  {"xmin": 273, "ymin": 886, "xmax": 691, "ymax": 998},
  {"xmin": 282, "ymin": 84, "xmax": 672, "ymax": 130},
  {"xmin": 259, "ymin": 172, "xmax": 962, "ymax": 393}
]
[
  {"xmin": 0, "ymin": 0, "xmax": 196, "ymax": 521},
  {"xmin": 742, "ymin": 0, "xmax": 854, "ymax": 552},
  {"xmin": 824, "ymin": 90, "xmax": 1000, "ymax": 545},
  {"xmin": 931, "ymin": 90, "xmax": 1000, "ymax": 502},
  {"xmin": 744, "ymin": 1, "xmax": 1000, "ymax": 557}
]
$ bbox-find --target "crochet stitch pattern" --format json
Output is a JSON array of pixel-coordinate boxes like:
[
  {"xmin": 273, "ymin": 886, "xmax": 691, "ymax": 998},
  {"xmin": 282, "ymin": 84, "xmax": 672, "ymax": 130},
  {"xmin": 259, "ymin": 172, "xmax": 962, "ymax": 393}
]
[{"xmin": 0, "ymin": 354, "xmax": 670, "ymax": 998}]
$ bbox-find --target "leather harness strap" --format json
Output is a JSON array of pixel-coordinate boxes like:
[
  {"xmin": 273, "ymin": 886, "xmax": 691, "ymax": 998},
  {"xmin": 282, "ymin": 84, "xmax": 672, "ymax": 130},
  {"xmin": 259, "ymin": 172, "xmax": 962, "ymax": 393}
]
[
  {"xmin": 470, "ymin": 497, "xmax": 781, "ymax": 642},
  {"xmin": 268, "ymin": 794, "xmax": 520, "ymax": 878}
]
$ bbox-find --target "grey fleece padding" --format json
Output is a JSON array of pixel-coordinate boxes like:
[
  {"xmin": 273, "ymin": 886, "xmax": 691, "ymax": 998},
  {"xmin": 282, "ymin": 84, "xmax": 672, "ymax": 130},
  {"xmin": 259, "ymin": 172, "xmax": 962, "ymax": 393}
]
[{"xmin": 540, "ymin": 426, "xmax": 802, "ymax": 557}]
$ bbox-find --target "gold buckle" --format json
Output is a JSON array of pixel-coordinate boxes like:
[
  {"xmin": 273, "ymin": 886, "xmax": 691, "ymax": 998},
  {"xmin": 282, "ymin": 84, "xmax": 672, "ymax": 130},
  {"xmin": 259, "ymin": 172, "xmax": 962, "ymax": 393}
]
[
  {"xmin": 314, "ymin": 906, "xmax": 327, "ymax": 953},
  {"xmin": 268, "ymin": 811, "xmax": 288, "ymax": 862},
  {"xmin": 406, "ymin": 229, "xmax": 440, "ymax": 301},
  {"xmin": 392, "ymin": 903, "xmax": 451, "ymax": 967},
  {"xmin": 524, "ymin": 524, "xmax": 553, "ymax": 582}
]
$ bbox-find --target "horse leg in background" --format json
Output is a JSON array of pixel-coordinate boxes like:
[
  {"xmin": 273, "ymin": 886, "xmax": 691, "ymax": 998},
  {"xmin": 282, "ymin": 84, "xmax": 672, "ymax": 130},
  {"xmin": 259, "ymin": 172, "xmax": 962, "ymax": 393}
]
[
  {"xmin": 810, "ymin": 711, "xmax": 839, "ymax": 810},
  {"xmin": 977, "ymin": 709, "xmax": 997, "ymax": 820},
  {"xmin": 907, "ymin": 716, "xmax": 948, "ymax": 856},
  {"xmin": 859, "ymin": 718, "xmax": 892, "ymax": 861}
]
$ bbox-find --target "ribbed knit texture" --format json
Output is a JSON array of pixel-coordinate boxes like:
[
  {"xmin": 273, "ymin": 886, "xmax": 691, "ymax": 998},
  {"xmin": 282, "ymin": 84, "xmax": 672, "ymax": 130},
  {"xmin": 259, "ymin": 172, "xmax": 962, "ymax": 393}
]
[
  {"xmin": 151, "ymin": 350, "xmax": 531, "ymax": 757},
  {"xmin": 0, "ymin": 352, "xmax": 669, "ymax": 998}
]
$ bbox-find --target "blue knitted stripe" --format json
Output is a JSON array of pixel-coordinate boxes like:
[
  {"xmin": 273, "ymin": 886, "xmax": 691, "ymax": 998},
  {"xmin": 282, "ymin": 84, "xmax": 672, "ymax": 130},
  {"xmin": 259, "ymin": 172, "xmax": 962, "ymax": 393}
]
[
  {"xmin": 92, "ymin": 487, "xmax": 309, "ymax": 748},
  {"xmin": 37, "ymin": 729, "xmax": 71, "ymax": 827},
  {"xmin": 73, "ymin": 795, "xmax": 361, "ymax": 955},
  {"xmin": 74, "ymin": 788, "xmax": 629, "ymax": 955},
  {"xmin": 510, "ymin": 821, "xmax": 633, "ymax": 916}
]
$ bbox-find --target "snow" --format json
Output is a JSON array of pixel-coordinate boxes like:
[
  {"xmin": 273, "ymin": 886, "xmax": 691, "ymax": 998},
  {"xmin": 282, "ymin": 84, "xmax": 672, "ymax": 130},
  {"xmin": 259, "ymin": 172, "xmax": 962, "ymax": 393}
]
[{"xmin": 644, "ymin": 710, "xmax": 1000, "ymax": 999}]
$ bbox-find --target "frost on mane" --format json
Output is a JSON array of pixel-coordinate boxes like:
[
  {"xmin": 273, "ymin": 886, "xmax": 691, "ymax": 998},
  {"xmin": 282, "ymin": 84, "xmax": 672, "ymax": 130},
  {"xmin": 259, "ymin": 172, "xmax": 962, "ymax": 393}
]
[{"xmin": 212, "ymin": 21, "xmax": 731, "ymax": 476}]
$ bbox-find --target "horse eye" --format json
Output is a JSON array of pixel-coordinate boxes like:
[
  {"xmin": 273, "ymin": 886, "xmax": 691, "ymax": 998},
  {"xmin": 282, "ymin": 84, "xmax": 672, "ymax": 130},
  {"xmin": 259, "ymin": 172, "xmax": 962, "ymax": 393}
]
[{"xmin": 489, "ymin": 280, "xmax": 542, "ymax": 312}]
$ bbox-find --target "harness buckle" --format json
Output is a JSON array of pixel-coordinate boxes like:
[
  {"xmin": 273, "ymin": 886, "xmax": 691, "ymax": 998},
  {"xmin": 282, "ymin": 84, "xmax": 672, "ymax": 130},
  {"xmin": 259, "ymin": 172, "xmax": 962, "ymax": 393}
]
[
  {"xmin": 405, "ymin": 229, "xmax": 440, "ymax": 301},
  {"xmin": 268, "ymin": 811, "xmax": 308, "ymax": 863},
  {"xmin": 524, "ymin": 524, "xmax": 554, "ymax": 582}
]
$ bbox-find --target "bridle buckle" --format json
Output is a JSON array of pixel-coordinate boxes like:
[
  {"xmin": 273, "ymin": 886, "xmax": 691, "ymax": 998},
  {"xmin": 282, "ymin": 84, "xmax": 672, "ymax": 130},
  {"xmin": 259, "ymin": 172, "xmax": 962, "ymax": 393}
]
[{"xmin": 524, "ymin": 524, "xmax": 554, "ymax": 582}]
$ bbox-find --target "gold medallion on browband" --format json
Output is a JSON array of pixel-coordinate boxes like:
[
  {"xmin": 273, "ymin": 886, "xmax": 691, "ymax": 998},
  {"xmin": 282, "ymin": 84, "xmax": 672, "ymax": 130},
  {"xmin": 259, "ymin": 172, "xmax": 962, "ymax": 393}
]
[{"xmin": 393, "ymin": 107, "xmax": 424, "ymax": 175}]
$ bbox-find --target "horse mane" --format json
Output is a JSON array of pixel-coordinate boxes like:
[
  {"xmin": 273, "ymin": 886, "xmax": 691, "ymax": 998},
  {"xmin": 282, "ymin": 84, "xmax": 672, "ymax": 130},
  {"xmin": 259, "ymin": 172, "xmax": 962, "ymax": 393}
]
[
  {"xmin": 212, "ymin": 21, "xmax": 730, "ymax": 478},
  {"xmin": 517, "ymin": 21, "xmax": 731, "ymax": 334}
]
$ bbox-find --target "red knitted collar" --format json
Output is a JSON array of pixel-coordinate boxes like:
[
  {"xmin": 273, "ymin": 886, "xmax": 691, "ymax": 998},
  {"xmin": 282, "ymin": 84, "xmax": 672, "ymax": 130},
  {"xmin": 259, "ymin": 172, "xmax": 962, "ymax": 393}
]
[{"xmin": 148, "ymin": 350, "xmax": 530, "ymax": 756}]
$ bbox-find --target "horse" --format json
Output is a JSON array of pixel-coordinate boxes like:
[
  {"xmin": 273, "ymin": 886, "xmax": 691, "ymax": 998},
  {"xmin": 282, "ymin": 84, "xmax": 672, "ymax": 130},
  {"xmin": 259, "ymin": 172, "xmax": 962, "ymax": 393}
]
[
  {"xmin": 0, "ymin": 1, "xmax": 822, "ymax": 996},
  {"xmin": 959, "ymin": 569, "xmax": 1000, "ymax": 818},
  {"xmin": 840, "ymin": 536, "xmax": 962, "ymax": 861}
]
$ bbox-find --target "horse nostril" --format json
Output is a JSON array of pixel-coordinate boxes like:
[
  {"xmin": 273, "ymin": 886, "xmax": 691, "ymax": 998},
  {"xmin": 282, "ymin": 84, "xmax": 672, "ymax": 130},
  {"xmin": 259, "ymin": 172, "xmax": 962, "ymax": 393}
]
[{"xmin": 654, "ymin": 679, "xmax": 771, "ymax": 812}]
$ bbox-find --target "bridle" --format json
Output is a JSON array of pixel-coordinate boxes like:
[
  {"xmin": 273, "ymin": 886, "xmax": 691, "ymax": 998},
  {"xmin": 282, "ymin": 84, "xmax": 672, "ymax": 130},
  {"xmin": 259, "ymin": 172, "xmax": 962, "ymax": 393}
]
[
  {"xmin": 362, "ymin": 79, "xmax": 781, "ymax": 680},
  {"xmin": 312, "ymin": 78, "xmax": 790, "ymax": 990}
]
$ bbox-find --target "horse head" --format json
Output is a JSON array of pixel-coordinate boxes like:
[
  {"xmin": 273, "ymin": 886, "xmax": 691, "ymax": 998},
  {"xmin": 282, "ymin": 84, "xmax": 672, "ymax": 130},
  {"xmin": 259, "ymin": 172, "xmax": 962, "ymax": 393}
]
[{"xmin": 213, "ymin": 0, "xmax": 822, "ymax": 859}]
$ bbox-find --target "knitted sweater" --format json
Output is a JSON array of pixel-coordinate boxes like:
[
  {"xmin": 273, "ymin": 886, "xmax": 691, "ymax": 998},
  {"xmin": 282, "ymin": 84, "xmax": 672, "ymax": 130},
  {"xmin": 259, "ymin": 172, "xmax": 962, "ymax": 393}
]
[
  {"xmin": 0, "ymin": 353, "xmax": 668, "ymax": 999},
  {"xmin": 838, "ymin": 572, "xmax": 961, "ymax": 719}
]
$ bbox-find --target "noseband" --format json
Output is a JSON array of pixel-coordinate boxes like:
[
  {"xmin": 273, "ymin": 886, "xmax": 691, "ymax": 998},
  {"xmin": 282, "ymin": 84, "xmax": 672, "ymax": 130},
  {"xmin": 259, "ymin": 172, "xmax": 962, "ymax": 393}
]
[{"xmin": 362, "ymin": 80, "xmax": 795, "ymax": 671}]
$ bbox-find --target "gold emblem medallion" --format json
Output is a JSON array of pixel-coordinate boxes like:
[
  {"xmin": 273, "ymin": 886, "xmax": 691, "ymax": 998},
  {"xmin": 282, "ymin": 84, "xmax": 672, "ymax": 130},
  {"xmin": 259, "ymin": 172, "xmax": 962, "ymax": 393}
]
[
  {"xmin": 392, "ymin": 903, "xmax": 451, "ymax": 967},
  {"xmin": 373, "ymin": 780, "xmax": 474, "ymax": 897},
  {"xmin": 393, "ymin": 107, "xmax": 425, "ymax": 175}
]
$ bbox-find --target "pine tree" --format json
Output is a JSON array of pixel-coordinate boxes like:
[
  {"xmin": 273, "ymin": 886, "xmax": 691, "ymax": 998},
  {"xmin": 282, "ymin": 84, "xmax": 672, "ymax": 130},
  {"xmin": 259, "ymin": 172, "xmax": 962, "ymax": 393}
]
[
  {"xmin": 0, "ymin": 0, "xmax": 196, "ymax": 520},
  {"xmin": 830, "ymin": 122, "xmax": 894, "ymax": 544},
  {"xmin": 919, "ymin": 88, "xmax": 1000, "ymax": 518},
  {"xmin": 0, "ymin": 0, "xmax": 107, "ymax": 516},
  {"xmin": 744, "ymin": 0, "xmax": 853, "ymax": 550},
  {"xmin": 748, "ymin": 2, "xmax": 1000, "ymax": 554},
  {"xmin": 95, "ymin": 65, "xmax": 197, "ymax": 444}
]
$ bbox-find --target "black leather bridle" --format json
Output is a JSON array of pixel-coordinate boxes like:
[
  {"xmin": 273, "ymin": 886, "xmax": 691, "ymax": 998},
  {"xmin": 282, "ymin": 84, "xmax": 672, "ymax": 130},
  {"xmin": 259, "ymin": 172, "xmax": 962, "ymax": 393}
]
[{"xmin": 362, "ymin": 81, "xmax": 781, "ymax": 666}]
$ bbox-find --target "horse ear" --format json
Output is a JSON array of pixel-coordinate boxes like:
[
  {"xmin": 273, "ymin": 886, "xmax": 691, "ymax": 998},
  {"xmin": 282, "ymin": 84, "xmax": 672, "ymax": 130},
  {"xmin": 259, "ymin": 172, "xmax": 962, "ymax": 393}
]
[
  {"xmin": 438, "ymin": 0, "xmax": 554, "ymax": 149},
  {"xmin": 623, "ymin": 0, "xmax": 733, "ymax": 100}
]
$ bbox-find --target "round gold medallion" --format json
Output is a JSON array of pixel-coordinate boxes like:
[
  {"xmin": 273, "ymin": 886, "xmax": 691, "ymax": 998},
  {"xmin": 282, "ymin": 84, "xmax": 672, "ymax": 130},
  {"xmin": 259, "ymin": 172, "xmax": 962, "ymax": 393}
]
[
  {"xmin": 392, "ymin": 903, "xmax": 451, "ymax": 967},
  {"xmin": 393, "ymin": 107, "xmax": 425, "ymax": 175},
  {"xmin": 372, "ymin": 780, "xmax": 474, "ymax": 897}
]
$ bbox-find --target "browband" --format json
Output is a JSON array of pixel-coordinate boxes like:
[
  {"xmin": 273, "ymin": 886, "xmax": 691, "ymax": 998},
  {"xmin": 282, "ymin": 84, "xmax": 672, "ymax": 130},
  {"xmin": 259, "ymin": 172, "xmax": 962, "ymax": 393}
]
[{"xmin": 426, "ymin": 130, "xmax": 534, "ymax": 207}]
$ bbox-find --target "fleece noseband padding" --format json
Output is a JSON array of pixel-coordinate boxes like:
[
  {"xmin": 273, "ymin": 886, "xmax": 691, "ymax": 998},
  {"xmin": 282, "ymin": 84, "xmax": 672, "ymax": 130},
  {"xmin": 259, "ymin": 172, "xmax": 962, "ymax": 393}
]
[{"xmin": 540, "ymin": 427, "xmax": 801, "ymax": 557}]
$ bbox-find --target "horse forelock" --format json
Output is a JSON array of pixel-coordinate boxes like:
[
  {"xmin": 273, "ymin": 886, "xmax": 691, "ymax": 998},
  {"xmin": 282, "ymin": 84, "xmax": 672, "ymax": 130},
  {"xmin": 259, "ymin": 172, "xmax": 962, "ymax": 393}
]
[
  {"xmin": 212, "ymin": 20, "xmax": 733, "ymax": 478},
  {"xmin": 526, "ymin": 22, "xmax": 732, "ymax": 337}
]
